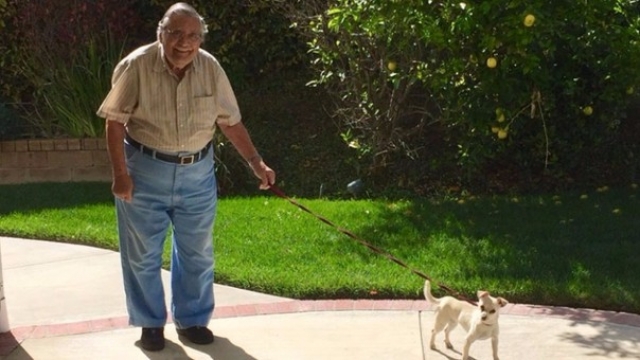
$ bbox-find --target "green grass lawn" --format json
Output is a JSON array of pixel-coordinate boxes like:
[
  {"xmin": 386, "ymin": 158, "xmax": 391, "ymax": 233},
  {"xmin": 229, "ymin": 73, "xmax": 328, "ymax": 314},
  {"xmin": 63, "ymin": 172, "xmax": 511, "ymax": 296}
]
[{"xmin": 0, "ymin": 182, "xmax": 638, "ymax": 313}]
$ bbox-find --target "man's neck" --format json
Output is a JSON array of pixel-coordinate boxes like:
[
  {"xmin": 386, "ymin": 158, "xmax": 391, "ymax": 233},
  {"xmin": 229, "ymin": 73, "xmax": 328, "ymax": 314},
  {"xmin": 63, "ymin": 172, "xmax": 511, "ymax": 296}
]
[
  {"xmin": 162, "ymin": 53, "xmax": 189, "ymax": 79},
  {"xmin": 171, "ymin": 65, "xmax": 187, "ymax": 79}
]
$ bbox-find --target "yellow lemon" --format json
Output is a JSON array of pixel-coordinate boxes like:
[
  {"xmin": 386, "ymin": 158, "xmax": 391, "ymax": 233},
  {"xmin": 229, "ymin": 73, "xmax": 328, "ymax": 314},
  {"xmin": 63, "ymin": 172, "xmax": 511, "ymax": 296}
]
[
  {"xmin": 497, "ymin": 129, "xmax": 508, "ymax": 139},
  {"xmin": 491, "ymin": 126, "xmax": 500, "ymax": 134},
  {"xmin": 486, "ymin": 57, "xmax": 497, "ymax": 68},
  {"xmin": 387, "ymin": 61, "xmax": 397, "ymax": 71},
  {"xmin": 497, "ymin": 113, "xmax": 506, "ymax": 123},
  {"xmin": 582, "ymin": 106, "xmax": 593, "ymax": 116},
  {"xmin": 524, "ymin": 14, "xmax": 535, "ymax": 27}
]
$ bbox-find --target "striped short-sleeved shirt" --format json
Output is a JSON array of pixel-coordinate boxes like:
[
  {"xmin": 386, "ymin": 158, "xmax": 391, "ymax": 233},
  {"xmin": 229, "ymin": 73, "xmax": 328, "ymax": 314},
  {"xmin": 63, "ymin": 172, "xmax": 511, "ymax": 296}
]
[{"xmin": 97, "ymin": 41, "xmax": 241, "ymax": 154}]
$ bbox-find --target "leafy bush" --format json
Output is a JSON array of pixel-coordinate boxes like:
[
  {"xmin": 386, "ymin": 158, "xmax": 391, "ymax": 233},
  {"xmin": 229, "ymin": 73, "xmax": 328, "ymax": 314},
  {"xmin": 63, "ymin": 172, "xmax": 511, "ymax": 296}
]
[
  {"xmin": 0, "ymin": 100, "xmax": 22, "ymax": 140},
  {"xmin": 0, "ymin": 0, "xmax": 309, "ymax": 137},
  {"xmin": 0, "ymin": 0, "xmax": 147, "ymax": 138},
  {"xmin": 149, "ymin": 0, "xmax": 307, "ymax": 86},
  {"xmin": 298, "ymin": 0, "xmax": 640, "ymax": 191},
  {"xmin": 36, "ymin": 37, "xmax": 126, "ymax": 138}
]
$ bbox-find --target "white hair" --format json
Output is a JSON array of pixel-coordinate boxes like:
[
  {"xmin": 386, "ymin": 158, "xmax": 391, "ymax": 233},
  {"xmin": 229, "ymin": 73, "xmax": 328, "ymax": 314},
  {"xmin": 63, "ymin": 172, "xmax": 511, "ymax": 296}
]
[{"xmin": 156, "ymin": 2, "xmax": 208, "ymax": 40}]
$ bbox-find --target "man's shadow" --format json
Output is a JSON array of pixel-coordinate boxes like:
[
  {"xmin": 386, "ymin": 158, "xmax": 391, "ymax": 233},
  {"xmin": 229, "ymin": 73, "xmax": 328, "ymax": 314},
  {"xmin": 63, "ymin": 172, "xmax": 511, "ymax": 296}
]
[{"xmin": 137, "ymin": 336, "xmax": 258, "ymax": 360}]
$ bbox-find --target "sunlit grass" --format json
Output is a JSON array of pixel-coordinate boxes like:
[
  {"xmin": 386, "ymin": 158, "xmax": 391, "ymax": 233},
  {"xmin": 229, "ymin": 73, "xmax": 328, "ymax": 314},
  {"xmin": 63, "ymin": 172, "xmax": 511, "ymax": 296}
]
[{"xmin": 0, "ymin": 182, "xmax": 638, "ymax": 313}]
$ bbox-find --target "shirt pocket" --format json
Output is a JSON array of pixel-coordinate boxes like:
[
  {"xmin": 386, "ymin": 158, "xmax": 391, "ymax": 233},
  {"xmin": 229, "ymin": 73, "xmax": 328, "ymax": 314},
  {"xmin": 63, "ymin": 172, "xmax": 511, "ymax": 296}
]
[{"xmin": 192, "ymin": 96, "xmax": 217, "ymax": 127}]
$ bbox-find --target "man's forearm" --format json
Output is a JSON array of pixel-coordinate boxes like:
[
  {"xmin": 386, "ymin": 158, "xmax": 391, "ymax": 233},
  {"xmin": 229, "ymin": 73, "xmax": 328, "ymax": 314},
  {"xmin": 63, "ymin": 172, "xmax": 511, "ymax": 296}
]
[
  {"xmin": 105, "ymin": 120, "xmax": 128, "ymax": 177},
  {"xmin": 218, "ymin": 122, "xmax": 261, "ymax": 164}
]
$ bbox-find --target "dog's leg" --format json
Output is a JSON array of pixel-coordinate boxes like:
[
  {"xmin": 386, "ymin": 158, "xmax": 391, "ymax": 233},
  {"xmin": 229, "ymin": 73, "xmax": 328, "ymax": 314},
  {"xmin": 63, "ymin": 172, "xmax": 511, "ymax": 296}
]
[
  {"xmin": 429, "ymin": 328, "xmax": 438, "ymax": 350},
  {"xmin": 443, "ymin": 321, "xmax": 457, "ymax": 349},
  {"xmin": 462, "ymin": 332, "xmax": 478, "ymax": 360},
  {"xmin": 430, "ymin": 315, "xmax": 448, "ymax": 350},
  {"xmin": 461, "ymin": 340, "xmax": 471, "ymax": 360},
  {"xmin": 491, "ymin": 335, "xmax": 500, "ymax": 360}
]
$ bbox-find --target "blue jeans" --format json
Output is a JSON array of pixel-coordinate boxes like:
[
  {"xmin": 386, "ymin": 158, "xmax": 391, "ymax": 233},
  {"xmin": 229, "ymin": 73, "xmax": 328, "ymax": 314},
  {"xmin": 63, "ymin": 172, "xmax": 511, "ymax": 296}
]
[{"xmin": 116, "ymin": 143, "xmax": 217, "ymax": 328}]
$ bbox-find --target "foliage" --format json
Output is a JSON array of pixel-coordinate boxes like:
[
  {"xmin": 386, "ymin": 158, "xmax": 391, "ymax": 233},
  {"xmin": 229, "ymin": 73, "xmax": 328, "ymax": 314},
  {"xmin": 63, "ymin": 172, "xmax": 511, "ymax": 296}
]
[
  {"xmin": 0, "ymin": 0, "xmax": 147, "ymax": 138},
  {"xmin": 0, "ymin": 0, "xmax": 311, "ymax": 142},
  {"xmin": 296, "ymin": 0, "xmax": 640, "ymax": 190},
  {"xmin": 149, "ymin": 0, "xmax": 307, "ymax": 86},
  {"xmin": 0, "ymin": 100, "xmax": 21, "ymax": 140},
  {"xmin": 1, "ymin": 1, "xmax": 638, "ymax": 195},
  {"xmin": 25, "ymin": 36, "xmax": 125, "ymax": 138},
  {"xmin": 225, "ymin": 70, "xmax": 352, "ymax": 197}
]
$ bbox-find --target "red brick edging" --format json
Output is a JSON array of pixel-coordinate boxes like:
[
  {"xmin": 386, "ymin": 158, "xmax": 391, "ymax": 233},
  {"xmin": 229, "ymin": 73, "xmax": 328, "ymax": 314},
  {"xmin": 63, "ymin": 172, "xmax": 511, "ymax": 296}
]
[{"xmin": 1, "ymin": 299, "xmax": 639, "ymax": 356}]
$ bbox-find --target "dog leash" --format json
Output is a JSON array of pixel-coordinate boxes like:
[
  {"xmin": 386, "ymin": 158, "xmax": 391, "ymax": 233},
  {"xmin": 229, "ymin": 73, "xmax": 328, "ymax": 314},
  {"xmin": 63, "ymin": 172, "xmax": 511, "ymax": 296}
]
[{"xmin": 268, "ymin": 184, "xmax": 476, "ymax": 305}]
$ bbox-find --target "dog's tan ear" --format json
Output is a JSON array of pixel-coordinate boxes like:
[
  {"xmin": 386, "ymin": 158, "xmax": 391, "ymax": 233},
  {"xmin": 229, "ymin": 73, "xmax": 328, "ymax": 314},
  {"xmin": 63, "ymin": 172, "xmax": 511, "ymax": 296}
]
[
  {"xmin": 497, "ymin": 297, "xmax": 509, "ymax": 307},
  {"xmin": 477, "ymin": 290, "xmax": 489, "ymax": 298}
]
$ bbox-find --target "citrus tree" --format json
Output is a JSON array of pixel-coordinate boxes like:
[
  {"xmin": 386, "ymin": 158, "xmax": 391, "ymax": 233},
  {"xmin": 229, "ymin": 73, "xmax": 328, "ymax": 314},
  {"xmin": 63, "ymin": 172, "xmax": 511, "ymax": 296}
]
[{"xmin": 301, "ymin": 0, "xmax": 640, "ymax": 188}]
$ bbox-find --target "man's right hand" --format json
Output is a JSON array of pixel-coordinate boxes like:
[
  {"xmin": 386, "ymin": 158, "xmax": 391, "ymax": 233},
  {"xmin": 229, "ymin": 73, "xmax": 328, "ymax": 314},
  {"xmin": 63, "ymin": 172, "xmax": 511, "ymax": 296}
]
[
  {"xmin": 106, "ymin": 120, "xmax": 132, "ymax": 202},
  {"xmin": 112, "ymin": 173, "xmax": 133, "ymax": 202}
]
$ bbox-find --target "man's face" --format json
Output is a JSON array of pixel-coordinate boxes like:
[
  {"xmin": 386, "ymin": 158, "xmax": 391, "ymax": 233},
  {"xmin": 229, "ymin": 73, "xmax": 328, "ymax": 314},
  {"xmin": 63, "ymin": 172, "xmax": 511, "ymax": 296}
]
[{"xmin": 159, "ymin": 14, "xmax": 203, "ymax": 71}]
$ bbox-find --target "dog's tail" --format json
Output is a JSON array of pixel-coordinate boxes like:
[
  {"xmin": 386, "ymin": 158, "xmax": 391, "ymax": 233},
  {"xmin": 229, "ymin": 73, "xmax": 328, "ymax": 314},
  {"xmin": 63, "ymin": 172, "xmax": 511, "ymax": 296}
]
[{"xmin": 423, "ymin": 280, "xmax": 440, "ymax": 305}]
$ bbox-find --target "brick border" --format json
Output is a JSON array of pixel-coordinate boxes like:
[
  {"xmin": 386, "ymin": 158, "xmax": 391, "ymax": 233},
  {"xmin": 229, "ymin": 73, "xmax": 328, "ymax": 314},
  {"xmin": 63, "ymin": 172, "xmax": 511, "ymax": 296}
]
[
  {"xmin": 1, "ymin": 299, "xmax": 638, "ymax": 356},
  {"xmin": 0, "ymin": 138, "xmax": 111, "ymax": 184}
]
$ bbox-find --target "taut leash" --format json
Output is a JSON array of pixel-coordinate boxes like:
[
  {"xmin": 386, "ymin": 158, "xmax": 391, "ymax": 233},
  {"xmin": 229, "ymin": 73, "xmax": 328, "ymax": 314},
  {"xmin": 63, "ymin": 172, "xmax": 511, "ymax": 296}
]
[{"xmin": 268, "ymin": 184, "xmax": 476, "ymax": 305}]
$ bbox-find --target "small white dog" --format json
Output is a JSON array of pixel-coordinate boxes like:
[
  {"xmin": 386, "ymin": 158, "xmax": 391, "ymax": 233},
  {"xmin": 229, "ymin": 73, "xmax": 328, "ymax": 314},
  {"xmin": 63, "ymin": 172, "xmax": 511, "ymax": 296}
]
[{"xmin": 424, "ymin": 280, "xmax": 508, "ymax": 360}]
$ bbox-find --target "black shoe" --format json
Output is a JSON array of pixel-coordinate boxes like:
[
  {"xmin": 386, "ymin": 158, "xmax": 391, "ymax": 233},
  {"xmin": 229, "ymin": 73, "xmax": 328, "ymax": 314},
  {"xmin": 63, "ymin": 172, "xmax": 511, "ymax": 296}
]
[
  {"xmin": 141, "ymin": 327, "xmax": 165, "ymax": 351},
  {"xmin": 176, "ymin": 326, "xmax": 214, "ymax": 344}
]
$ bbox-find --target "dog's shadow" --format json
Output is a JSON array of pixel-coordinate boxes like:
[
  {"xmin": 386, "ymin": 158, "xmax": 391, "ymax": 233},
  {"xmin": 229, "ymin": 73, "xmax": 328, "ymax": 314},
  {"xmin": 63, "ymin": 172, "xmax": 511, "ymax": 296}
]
[
  {"xmin": 429, "ymin": 346, "xmax": 479, "ymax": 360},
  {"xmin": 431, "ymin": 347, "xmax": 459, "ymax": 360}
]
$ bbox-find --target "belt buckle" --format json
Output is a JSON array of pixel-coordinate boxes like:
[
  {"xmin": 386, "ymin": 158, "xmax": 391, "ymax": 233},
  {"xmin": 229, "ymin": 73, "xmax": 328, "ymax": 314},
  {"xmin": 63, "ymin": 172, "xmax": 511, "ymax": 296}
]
[{"xmin": 180, "ymin": 155, "xmax": 195, "ymax": 165}]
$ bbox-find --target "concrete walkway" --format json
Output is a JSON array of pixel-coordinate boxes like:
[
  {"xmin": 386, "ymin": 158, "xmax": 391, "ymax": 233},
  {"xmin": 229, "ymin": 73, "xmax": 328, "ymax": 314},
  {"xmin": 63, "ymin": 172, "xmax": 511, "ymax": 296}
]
[{"xmin": 0, "ymin": 236, "xmax": 638, "ymax": 360}]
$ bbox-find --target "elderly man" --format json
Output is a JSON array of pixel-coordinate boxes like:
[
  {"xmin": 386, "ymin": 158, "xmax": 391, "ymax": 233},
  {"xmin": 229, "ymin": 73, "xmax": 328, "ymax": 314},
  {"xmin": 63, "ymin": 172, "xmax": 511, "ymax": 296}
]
[{"xmin": 97, "ymin": 2, "xmax": 275, "ymax": 351}]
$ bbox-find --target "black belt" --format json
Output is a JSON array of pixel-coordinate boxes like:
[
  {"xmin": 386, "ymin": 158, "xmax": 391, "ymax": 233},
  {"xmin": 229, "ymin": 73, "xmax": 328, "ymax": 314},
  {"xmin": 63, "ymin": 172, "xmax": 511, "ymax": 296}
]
[{"xmin": 125, "ymin": 134, "xmax": 211, "ymax": 165}]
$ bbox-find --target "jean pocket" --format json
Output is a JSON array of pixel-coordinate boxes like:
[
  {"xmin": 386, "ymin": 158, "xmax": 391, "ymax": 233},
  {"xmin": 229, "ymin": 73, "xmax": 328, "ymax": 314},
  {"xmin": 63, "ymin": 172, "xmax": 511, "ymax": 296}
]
[{"xmin": 125, "ymin": 142, "xmax": 141, "ymax": 163}]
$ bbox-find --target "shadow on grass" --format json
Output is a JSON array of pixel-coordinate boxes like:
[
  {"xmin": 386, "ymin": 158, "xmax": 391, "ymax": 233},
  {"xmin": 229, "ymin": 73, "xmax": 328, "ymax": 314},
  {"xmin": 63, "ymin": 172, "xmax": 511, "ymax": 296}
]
[
  {"xmin": 343, "ymin": 187, "xmax": 639, "ymax": 313},
  {"xmin": 0, "ymin": 182, "xmax": 113, "ymax": 215},
  {"xmin": 0, "ymin": 182, "xmax": 116, "ymax": 249}
]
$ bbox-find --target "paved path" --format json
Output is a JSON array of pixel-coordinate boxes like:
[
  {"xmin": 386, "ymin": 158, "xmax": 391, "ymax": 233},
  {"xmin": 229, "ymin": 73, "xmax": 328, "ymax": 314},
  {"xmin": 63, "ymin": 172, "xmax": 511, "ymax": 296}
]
[{"xmin": 0, "ymin": 236, "xmax": 638, "ymax": 359}]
